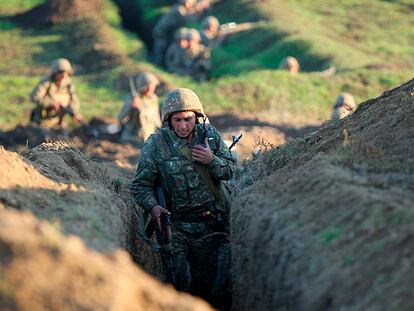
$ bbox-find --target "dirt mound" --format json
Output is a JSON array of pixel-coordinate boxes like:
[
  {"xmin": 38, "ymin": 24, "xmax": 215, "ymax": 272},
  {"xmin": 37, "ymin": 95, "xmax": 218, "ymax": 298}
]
[
  {"xmin": 0, "ymin": 208, "xmax": 213, "ymax": 311},
  {"xmin": 0, "ymin": 144, "xmax": 159, "ymax": 278},
  {"xmin": 231, "ymin": 78, "xmax": 414, "ymax": 310},
  {"xmin": 221, "ymin": 125, "xmax": 286, "ymax": 161},
  {"xmin": 13, "ymin": 0, "xmax": 103, "ymax": 27}
]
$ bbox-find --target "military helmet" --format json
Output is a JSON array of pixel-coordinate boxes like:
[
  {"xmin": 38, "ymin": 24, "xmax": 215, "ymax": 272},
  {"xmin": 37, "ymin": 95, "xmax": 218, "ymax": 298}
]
[
  {"xmin": 278, "ymin": 56, "xmax": 300, "ymax": 72},
  {"xmin": 186, "ymin": 28, "xmax": 201, "ymax": 43},
  {"xmin": 161, "ymin": 88, "xmax": 205, "ymax": 122},
  {"xmin": 202, "ymin": 16, "xmax": 220, "ymax": 29},
  {"xmin": 334, "ymin": 92, "xmax": 356, "ymax": 109},
  {"xmin": 50, "ymin": 58, "xmax": 73, "ymax": 75},
  {"xmin": 135, "ymin": 72, "xmax": 159, "ymax": 91},
  {"xmin": 175, "ymin": 27, "xmax": 189, "ymax": 41}
]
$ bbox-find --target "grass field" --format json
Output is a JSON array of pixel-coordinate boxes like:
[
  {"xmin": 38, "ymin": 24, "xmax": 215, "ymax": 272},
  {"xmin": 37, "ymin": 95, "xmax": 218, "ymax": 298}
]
[{"xmin": 0, "ymin": 0, "xmax": 412, "ymax": 130}]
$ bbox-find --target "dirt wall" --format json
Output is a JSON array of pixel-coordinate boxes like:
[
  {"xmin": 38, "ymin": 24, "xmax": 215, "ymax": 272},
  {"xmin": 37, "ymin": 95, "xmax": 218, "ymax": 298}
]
[
  {"xmin": 0, "ymin": 208, "xmax": 213, "ymax": 311},
  {"xmin": 231, "ymin": 79, "xmax": 414, "ymax": 310},
  {"xmin": 0, "ymin": 142, "xmax": 160, "ymax": 276}
]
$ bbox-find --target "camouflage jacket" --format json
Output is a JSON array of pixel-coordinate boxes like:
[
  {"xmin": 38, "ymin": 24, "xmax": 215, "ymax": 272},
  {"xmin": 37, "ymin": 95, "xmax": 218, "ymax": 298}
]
[
  {"xmin": 165, "ymin": 43, "xmax": 186, "ymax": 75},
  {"xmin": 153, "ymin": 4, "xmax": 202, "ymax": 39},
  {"xmin": 30, "ymin": 78, "xmax": 80, "ymax": 115},
  {"xmin": 118, "ymin": 92, "xmax": 161, "ymax": 141},
  {"xmin": 131, "ymin": 124, "xmax": 236, "ymax": 212},
  {"xmin": 200, "ymin": 30, "xmax": 218, "ymax": 47}
]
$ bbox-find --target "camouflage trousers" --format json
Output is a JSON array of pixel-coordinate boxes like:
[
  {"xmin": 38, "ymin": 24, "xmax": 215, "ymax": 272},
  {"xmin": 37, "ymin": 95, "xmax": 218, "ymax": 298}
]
[
  {"xmin": 30, "ymin": 106, "xmax": 69, "ymax": 126},
  {"xmin": 159, "ymin": 217, "xmax": 231, "ymax": 308},
  {"xmin": 151, "ymin": 37, "xmax": 169, "ymax": 67}
]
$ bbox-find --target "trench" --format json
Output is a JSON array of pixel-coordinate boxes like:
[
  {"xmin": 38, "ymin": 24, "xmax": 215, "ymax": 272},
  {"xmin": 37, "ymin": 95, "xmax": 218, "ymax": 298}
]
[{"xmin": 111, "ymin": 0, "xmax": 331, "ymax": 76}]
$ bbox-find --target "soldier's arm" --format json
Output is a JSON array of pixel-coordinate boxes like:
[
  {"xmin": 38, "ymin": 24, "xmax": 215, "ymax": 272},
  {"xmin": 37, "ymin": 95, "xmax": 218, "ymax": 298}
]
[
  {"xmin": 30, "ymin": 80, "xmax": 54, "ymax": 108},
  {"xmin": 130, "ymin": 136, "xmax": 160, "ymax": 210},
  {"xmin": 118, "ymin": 94, "xmax": 133, "ymax": 123},
  {"xmin": 68, "ymin": 84, "xmax": 81, "ymax": 116},
  {"xmin": 207, "ymin": 127, "xmax": 236, "ymax": 180}
]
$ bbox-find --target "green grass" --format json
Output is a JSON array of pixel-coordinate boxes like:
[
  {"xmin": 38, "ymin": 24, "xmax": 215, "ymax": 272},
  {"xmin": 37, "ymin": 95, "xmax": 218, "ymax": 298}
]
[{"xmin": 0, "ymin": 0, "xmax": 412, "ymax": 130}]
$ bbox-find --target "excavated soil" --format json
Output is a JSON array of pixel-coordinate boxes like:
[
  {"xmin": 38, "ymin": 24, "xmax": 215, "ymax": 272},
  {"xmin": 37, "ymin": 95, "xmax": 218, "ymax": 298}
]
[
  {"xmin": 0, "ymin": 208, "xmax": 213, "ymax": 311},
  {"xmin": 231, "ymin": 78, "xmax": 414, "ymax": 310},
  {"xmin": 0, "ymin": 144, "xmax": 159, "ymax": 276}
]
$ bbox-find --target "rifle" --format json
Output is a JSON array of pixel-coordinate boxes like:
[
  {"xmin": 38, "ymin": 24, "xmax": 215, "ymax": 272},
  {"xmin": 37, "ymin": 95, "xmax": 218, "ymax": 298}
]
[
  {"xmin": 219, "ymin": 20, "xmax": 268, "ymax": 37},
  {"xmin": 228, "ymin": 133, "xmax": 242, "ymax": 150},
  {"xmin": 144, "ymin": 185, "xmax": 176, "ymax": 285},
  {"xmin": 58, "ymin": 106, "xmax": 99, "ymax": 138}
]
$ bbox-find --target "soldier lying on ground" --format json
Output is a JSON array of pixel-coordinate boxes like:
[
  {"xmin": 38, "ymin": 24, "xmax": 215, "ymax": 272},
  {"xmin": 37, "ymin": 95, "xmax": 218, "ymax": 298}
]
[
  {"xmin": 200, "ymin": 16, "xmax": 268, "ymax": 48},
  {"xmin": 151, "ymin": 0, "xmax": 210, "ymax": 67},
  {"xmin": 118, "ymin": 72, "xmax": 161, "ymax": 144},
  {"xmin": 30, "ymin": 58, "xmax": 83, "ymax": 126},
  {"xmin": 331, "ymin": 92, "xmax": 356, "ymax": 120},
  {"xmin": 131, "ymin": 88, "xmax": 235, "ymax": 310}
]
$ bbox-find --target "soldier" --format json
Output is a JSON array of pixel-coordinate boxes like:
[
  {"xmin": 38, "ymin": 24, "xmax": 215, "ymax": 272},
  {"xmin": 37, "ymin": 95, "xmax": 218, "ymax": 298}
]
[
  {"xmin": 131, "ymin": 88, "xmax": 235, "ymax": 308},
  {"xmin": 200, "ymin": 16, "xmax": 220, "ymax": 47},
  {"xmin": 165, "ymin": 27, "xmax": 190, "ymax": 74},
  {"xmin": 30, "ymin": 58, "xmax": 82, "ymax": 125},
  {"xmin": 118, "ymin": 72, "xmax": 161, "ymax": 144},
  {"xmin": 331, "ymin": 92, "xmax": 356, "ymax": 120},
  {"xmin": 151, "ymin": 0, "xmax": 209, "ymax": 67},
  {"xmin": 278, "ymin": 56, "xmax": 301, "ymax": 75}
]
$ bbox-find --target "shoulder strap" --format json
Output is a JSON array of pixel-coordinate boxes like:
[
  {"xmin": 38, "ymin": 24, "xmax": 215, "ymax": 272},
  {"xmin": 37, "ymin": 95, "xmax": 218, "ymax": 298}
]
[{"xmin": 180, "ymin": 145, "xmax": 221, "ymax": 200}]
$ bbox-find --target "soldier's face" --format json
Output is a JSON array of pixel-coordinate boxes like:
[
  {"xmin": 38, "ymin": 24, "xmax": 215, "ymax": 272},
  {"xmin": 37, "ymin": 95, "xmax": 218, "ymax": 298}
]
[
  {"xmin": 180, "ymin": 39, "xmax": 189, "ymax": 49},
  {"xmin": 54, "ymin": 70, "xmax": 70, "ymax": 86},
  {"xmin": 170, "ymin": 111, "xmax": 196, "ymax": 139}
]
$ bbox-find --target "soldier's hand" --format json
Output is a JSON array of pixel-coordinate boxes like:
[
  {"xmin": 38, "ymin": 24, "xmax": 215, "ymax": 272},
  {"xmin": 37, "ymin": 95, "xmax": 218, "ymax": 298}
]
[
  {"xmin": 73, "ymin": 114, "xmax": 83, "ymax": 124},
  {"xmin": 151, "ymin": 204, "xmax": 171, "ymax": 232},
  {"xmin": 131, "ymin": 97, "xmax": 142, "ymax": 109},
  {"xmin": 192, "ymin": 137, "xmax": 214, "ymax": 164},
  {"xmin": 53, "ymin": 101, "xmax": 62, "ymax": 113}
]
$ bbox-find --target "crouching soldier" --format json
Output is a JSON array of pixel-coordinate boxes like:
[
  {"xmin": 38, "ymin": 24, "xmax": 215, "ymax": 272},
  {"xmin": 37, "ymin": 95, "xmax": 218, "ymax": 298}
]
[
  {"xmin": 118, "ymin": 72, "xmax": 161, "ymax": 144},
  {"xmin": 331, "ymin": 92, "xmax": 356, "ymax": 120},
  {"xmin": 131, "ymin": 88, "xmax": 235, "ymax": 309},
  {"xmin": 30, "ymin": 58, "xmax": 82, "ymax": 125}
]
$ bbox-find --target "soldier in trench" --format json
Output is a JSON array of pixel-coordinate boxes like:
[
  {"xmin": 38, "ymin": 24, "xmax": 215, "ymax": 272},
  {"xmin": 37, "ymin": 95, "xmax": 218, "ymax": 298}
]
[
  {"xmin": 331, "ymin": 92, "xmax": 357, "ymax": 120},
  {"xmin": 131, "ymin": 88, "xmax": 235, "ymax": 309},
  {"xmin": 30, "ymin": 58, "xmax": 83, "ymax": 126},
  {"xmin": 118, "ymin": 72, "xmax": 161, "ymax": 144},
  {"xmin": 151, "ymin": 0, "xmax": 210, "ymax": 67}
]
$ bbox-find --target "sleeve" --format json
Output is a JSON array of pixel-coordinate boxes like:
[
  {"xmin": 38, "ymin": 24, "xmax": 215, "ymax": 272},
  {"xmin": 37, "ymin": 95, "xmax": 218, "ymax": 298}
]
[
  {"xmin": 118, "ymin": 94, "xmax": 133, "ymax": 123},
  {"xmin": 130, "ymin": 135, "xmax": 160, "ymax": 210},
  {"xmin": 30, "ymin": 80, "xmax": 54, "ymax": 108},
  {"xmin": 68, "ymin": 84, "xmax": 80, "ymax": 115},
  {"xmin": 207, "ymin": 126, "xmax": 236, "ymax": 181}
]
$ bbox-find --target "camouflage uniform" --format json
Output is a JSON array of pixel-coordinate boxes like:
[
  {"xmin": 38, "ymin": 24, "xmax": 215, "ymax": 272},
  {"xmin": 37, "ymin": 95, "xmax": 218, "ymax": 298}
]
[
  {"xmin": 152, "ymin": 1, "xmax": 206, "ymax": 66},
  {"xmin": 131, "ymin": 88, "xmax": 235, "ymax": 307},
  {"xmin": 118, "ymin": 72, "xmax": 161, "ymax": 144},
  {"xmin": 173, "ymin": 29, "xmax": 211, "ymax": 81},
  {"xmin": 331, "ymin": 92, "xmax": 356, "ymax": 120},
  {"xmin": 165, "ymin": 28, "xmax": 189, "ymax": 74},
  {"xmin": 30, "ymin": 58, "xmax": 80, "ymax": 124},
  {"xmin": 200, "ymin": 16, "xmax": 220, "ymax": 47}
]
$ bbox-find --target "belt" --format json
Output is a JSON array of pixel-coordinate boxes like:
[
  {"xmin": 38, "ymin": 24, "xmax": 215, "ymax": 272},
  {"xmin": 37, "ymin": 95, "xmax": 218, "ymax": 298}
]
[{"xmin": 171, "ymin": 203, "xmax": 216, "ymax": 223}]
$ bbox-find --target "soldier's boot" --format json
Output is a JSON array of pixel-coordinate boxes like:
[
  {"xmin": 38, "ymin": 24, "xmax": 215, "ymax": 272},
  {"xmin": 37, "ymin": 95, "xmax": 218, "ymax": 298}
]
[{"xmin": 30, "ymin": 108, "xmax": 42, "ymax": 125}]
